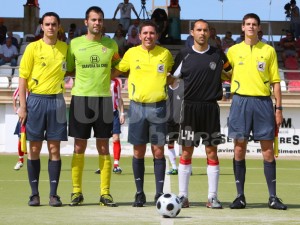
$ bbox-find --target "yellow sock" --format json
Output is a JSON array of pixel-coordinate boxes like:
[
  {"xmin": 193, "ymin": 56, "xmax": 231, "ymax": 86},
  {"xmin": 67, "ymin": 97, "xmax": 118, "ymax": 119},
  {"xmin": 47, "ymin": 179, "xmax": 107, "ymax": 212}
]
[
  {"xmin": 71, "ymin": 153, "xmax": 84, "ymax": 193},
  {"xmin": 99, "ymin": 154, "xmax": 112, "ymax": 195}
]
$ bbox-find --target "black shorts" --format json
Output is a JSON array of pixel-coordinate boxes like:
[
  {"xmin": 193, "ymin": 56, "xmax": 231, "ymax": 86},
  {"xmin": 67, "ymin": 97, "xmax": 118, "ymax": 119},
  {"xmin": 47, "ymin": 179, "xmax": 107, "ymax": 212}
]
[
  {"xmin": 68, "ymin": 96, "xmax": 113, "ymax": 139},
  {"xmin": 166, "ymin": 121, "xmax": 179, "ymax": 144},
  {"xmin": 178, "ymin": 101, "xmax": 223, "ymax": 147}
]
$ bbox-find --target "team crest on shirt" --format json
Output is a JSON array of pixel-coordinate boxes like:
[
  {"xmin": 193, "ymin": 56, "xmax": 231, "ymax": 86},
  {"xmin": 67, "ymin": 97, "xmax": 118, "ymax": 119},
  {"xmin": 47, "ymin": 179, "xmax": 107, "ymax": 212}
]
[
  {"xmin": 257, "ymin": 61, "xmax": 266, "ymax": 71},
  {"xmin": 157, "ymin": 64, "xmax": 165, "ymax": 73},
  {"xmin": 209, "ymin": 62, "xmax": 217, "ymax": 70},
  {"xmin": 102, "ymin": 47, "xmax": 107, "ymax": 53}
]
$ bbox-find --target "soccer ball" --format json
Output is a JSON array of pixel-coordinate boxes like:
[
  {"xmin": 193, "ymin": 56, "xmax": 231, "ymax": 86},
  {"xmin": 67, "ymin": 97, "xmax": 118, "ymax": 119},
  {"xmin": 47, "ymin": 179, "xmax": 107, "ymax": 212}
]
[{"xmin": 156, "ymin": 193, "xmax": 181, "ymax": 218}]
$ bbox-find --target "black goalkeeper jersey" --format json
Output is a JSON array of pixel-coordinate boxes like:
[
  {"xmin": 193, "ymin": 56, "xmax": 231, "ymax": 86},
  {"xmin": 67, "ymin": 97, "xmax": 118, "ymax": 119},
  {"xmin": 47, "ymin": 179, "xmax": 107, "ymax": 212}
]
[{"xmin": 172, "ymin": 46, "xmax": 231, "ymax": 102}]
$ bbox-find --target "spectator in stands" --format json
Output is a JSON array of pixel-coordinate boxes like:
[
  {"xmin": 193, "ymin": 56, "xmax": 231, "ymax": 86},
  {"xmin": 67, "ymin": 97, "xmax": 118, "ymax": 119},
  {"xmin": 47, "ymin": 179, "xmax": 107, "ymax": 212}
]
[
  {"xmin": 113, "ymin": 0, "xmax": 140, "ymax": 34},
  {"xmin": 6, "ymin": 31, "xmax": 19, "ymax": 49},
  {"xmin": 221, "ymin": 31, "xmax": 235, "ymax": 53},
  {"xmin": 208, "ymin": 27, "xmax": 222, "ymax": 49},
  {"xmin": 66, "ymin": 23, "xmax": 77, "ymax": 44},
  {"xmin": 101, "ymin": 27, "xmax": 111, "ymax": 38},
  {"xmin": 74, "ymin": 25, "xmax": 87, "ymax": 37},
  {"xmin": 290, "ymin": 0, "xmax": 300, "ymax": 39},
  {"xmin": 151, "ymin": 8, "xmax": 169, "ymax": 44},
  {"xmin": 0, "ymin": 18, "xmax": 7, "ymax": 44},
  {"xmin": 117, "ymin": 23, "xmax": 127, "ymax": 37},
  {"xmin": 113, "ymin": 28, "xmax": 127, "ymax": 57},
  {"xmin": 34, "ymin": 29, "xmax": 44, "ymax": 41},
  {"xmin": 128, "ymin": 19, "xmax": 140, "ymax": 38},
  {"xmin": 258, "ymin": 30, "xmax": 268, "ymax": 43},
  {"xmin": 68, "ymin": 23, "xmax": 77, "ymax": 34},
  {"xmin": 66, "ymin": 30, "xmax": 75, "ymax": 45},
  {"xmin": 235, "ymin": 31, "xmax": 245, "ymax": 44},
  {"xmin": 34, "ymin": 18, "xmax": 42, "ymax": 38},
  {"xmin": 280, "ymin": 30, "xmax": 298, "ymax": 62},
  {"xmin": 126, "ymin": 27, "xmax": 141, "ymax": 48},
  {"xmin": 0, "ymin": 37, "xmax": 18, "ymax": 67},
  {"xmin": 185, "ymin": 34, "xmax": 194, "ymax": 48}
]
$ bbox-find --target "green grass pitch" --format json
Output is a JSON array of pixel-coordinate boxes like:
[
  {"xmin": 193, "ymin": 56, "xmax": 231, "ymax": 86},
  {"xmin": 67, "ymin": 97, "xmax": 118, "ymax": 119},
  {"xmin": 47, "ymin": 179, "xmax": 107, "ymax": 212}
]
[{"xmin": 0, "ymin": 154, "xmax": 299, "ymax": 225}]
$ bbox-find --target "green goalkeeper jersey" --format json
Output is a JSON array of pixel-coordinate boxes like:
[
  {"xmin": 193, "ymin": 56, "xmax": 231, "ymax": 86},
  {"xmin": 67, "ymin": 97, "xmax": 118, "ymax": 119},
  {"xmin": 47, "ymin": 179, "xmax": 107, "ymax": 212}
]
[{"xmin": 67, "ymin": 35, "xmax": 120, "ymax": 97}]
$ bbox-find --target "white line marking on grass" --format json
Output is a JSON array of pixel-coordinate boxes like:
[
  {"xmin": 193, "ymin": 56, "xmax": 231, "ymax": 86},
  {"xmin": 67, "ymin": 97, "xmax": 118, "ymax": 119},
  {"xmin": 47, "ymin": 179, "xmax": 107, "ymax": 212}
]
[
  {"xmin": 161, "ymin": 160, "xmax": 174, "ymax": 225},
  {"xmin": 163, "ymin": 159, "xmax": 171, "ymax": 193}
]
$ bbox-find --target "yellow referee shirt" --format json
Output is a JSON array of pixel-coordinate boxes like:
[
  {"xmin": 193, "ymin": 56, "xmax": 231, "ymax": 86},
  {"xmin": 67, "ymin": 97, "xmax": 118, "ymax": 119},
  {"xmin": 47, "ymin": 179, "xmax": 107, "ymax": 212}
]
[
  {"xmin": 227, "ymin": 41, "xmax": 280, "ymax": 96},
  {"xmin": 115, "ymin": 45, "xmax": 174, "ymax": 103},
  {"xmin": 20, "ymin": 39, "xmax": 68, "ymax": 94}
]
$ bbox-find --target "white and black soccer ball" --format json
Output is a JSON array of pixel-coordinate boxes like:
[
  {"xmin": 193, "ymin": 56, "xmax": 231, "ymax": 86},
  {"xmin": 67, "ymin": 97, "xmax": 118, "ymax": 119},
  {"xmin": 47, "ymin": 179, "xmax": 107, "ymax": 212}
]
[{"xmin": 156, "ymin": 193, "xmax": 181, "ymax": 218}]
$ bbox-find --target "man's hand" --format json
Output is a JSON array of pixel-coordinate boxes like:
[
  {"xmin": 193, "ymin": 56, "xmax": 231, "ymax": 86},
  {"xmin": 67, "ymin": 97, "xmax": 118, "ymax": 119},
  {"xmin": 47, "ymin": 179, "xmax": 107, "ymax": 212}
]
[{"xmin": 18, "ymin": 107, "xmax": 27, "ymax": 125}]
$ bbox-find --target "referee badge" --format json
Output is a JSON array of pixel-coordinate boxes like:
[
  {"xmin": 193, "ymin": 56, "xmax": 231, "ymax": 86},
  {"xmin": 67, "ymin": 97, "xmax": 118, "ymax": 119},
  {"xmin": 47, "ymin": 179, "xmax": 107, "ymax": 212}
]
[
  {"xmin": 157, "ymin": 64, "xmax": 165, "ymax": 73},
  {"xmin": 102, "ymin": 47, "xmax": 107, "ymax": 53},
  {"xmin": 209, "ymin": 62, "xmax": 217, "ymax": 70},
  {"xmin": 257, "ymin": 61, "xmax": 266, "ymax": 71}
]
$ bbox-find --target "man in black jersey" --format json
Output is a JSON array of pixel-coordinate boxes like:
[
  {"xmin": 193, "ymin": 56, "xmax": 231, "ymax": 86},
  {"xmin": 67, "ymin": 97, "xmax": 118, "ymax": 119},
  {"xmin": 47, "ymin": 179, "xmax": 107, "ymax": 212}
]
[{"xmin": 171, "ymin": 19, "xmax": 232, "ymax": 209}]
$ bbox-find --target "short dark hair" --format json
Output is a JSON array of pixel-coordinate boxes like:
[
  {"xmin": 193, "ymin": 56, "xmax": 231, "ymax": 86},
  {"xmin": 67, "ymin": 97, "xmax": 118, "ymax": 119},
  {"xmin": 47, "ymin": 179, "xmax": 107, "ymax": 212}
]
[
  {"xmin": 85, "ymin": 6, "xmax": 104, "ymax": 20},
  {"xmin": 41, "ymin": 12, "xmax": 60, "ymax": 25},
  {"xmin": 242, "ymin": 13, "xmax": 260, "ymax": 26},
  {"xmin": 139, "ymin": 20, "xmax": 159, "ymax": 34},
  {"xmin": 191, "ymin": 19, "xmax": 210, "ymax": 30}
]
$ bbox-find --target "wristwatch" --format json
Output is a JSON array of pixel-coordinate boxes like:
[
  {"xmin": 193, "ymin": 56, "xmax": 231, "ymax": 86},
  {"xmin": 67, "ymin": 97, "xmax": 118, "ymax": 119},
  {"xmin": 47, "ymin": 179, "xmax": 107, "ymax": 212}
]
[{"xmin": 275, "ymin": 106, "xmax": 283, "ymax": 110}]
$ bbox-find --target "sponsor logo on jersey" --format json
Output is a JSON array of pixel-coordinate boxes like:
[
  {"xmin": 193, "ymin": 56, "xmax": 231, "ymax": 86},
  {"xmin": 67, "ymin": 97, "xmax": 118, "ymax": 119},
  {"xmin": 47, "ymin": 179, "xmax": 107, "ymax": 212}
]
[{"xmin": 90, "ymin": 55, "xmax": 100, "ymax": 63}]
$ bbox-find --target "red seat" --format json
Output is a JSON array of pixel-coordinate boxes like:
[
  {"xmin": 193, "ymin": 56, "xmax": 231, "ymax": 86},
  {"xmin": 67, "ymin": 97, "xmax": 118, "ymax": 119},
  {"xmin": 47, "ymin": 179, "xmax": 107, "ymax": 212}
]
[
  {"xmin": 284, "ymin": 56, "xmax": 299, "ymax": 69},
  {"xmin": 284, "ymin": 57, "xmax": 300, "ymax": 81},
  {"xmin": 285, "ymin": 71, "xmax": 300, "ymax": 80},
  {"xmin": 288, "ymin": 80, "xmax": 300, "ymax": 92}
]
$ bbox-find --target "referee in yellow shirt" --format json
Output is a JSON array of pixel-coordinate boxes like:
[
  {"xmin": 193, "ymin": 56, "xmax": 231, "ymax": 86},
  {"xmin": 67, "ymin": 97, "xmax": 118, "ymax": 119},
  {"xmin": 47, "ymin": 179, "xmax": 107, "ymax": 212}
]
[
  {"xmin": 227, "ymin": 13, "xmax": 287, "ymax": 210},
  {"xmin": 113, "ymin": 20, "xmax": 174, "ymax": 207},
  {"xmin": 18, "ymin": 12, "xmax": 68, "ymax": 207}
]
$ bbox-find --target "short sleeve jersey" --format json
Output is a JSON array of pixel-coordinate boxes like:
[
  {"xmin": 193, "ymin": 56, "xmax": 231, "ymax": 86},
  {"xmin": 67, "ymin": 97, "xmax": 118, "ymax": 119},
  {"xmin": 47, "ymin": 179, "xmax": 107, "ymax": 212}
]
[
  {"xmin": 117, "ymin": 3, "xmax": 135, "ymax": 19},
  {"xmin": 19, "ymin": 39, "xmax": 68, "ymax": 94},
  {"xmin": 227, "ymin": 41, "xmax": 280, "ymax": 96},
  {"xmin": 115, "ymin": 45, "xmax": 174, "ymax": 103},
  {"xmin": 172, "ymin": 46, "xmax": 231, "ymax": 102},
  {"xmin": 67, "ymin": 36, "xmax": 120, "ymax": 97}
]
